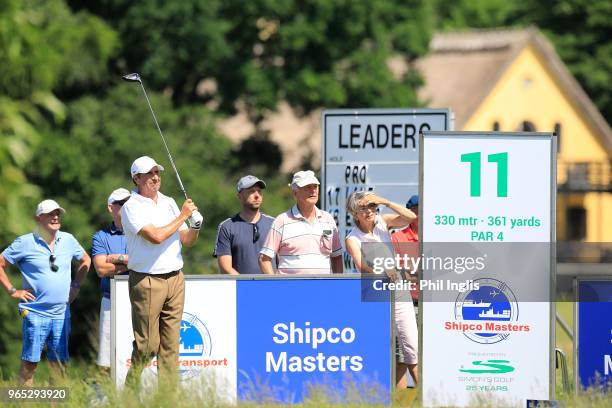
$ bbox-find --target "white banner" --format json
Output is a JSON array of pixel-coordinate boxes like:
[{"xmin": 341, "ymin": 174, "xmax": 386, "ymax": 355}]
[
  {"xmin": 420, "ymin": 132, "xmax": 555, "ymax": 407},
  {"xmin": 112, "ymin": 278, "xmax": 237, "ymax": 400}
]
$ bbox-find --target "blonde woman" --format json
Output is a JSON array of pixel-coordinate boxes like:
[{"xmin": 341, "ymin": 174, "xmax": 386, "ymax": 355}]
[{"xmin": 345, "ymin": 191, "xmax": 418, "ymax": 388}]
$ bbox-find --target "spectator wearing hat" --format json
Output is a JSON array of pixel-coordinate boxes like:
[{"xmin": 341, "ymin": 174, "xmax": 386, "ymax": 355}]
[
  {"xmin": 121, "ymin": 156, "xmax": 202, "ymax": 387},
  {"xmin": 259, "ymin": 170, "xmax": 342, "ymax": 274},
  {"xmin": 391, "ymin": 194, "xmax": 420, "ymax": 304},
  {"xmin": 91, "ymin": 188, "xmax": 131, "ymax": 372},
  {"xmin": 0, "ymin": 199, "xmax": 91, "ymax": 385},
  {"xmin": 392, "ymin": 195, "xmax": 419, "ymax": 243},
  {"xmin": 214, "ymin": 176, "xmax": 275, "ymax": 274}
]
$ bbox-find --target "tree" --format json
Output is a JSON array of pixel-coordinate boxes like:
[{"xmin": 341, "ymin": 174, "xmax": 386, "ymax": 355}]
[{"xmin": 0, "ymin": 0, "xmax": 118, "ymax": 377}]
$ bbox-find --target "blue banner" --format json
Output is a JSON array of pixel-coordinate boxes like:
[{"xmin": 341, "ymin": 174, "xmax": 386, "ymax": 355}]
[
  {"xmin": 236, "ymin": 278, "xmax": 391, "ymax": 403},
  {"xmin": 578, "ymin": 280, "xmax": 612, "ymax": 389}
]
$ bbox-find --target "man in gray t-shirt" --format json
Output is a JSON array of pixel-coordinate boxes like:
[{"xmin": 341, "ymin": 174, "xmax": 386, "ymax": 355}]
[{"xmin": 214, "ymin": 175, "xmax": 274, "ymax": 274}]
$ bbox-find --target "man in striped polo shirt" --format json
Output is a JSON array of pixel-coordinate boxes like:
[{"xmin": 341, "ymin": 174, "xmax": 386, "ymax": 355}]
[{"xmin": 259, "ymin": 170, "xmax": 342, "ymax": 274}]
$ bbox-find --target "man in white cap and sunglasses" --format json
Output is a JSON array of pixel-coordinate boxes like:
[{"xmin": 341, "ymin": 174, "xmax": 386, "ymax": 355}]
[
  {"xmin": 214, "ymin": 175, "xmax": 275, "ymax": 274},
  {"xmin": 91, "ymin": 187, "xmax": 131, "ymax": 373},
  {"xmin": 121, "ymin": 156, "xmax": 201, "ymax": 388},
  {"xmin": 0, "ymin": 199, "xmax": 91, "ymax": 385},
  {"xmin": 259, "ymin": 170, "xmax": 342, "ymax": 274}
]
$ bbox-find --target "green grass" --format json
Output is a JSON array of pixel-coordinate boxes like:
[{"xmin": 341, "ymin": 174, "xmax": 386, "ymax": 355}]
[{"xmin": 0, "ymin": 364, "xmax": 609, "ymax": 407}]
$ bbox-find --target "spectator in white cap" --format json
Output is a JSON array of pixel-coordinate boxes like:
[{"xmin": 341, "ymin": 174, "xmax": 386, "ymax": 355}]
[
  {"xmin": 91, "ymin": 187, "xmax": 131, "ymax": 373},
  {"xmin": 0, "ymin": 199, "xmax": 90, "ymax": 385},
  {"xmin": 121, "ymin": 155, "xmax": 201, "ymax": 388},
  {"xmin": 259, "ymin": 170, "xmax": 342, "ymax": 274},
  {"xmin": 214, "ymin": 175, "xmax": 275, "ymax": 274}
]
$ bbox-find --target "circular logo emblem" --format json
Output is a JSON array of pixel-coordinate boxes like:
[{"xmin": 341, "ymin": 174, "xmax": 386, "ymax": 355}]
[
  {"xmin": 178, "ymin": 312, "xmax": 212, "ymax": 379},
  {"xmin": 454, "ymin": 278, "xmax": 518, "ymax": 344}
]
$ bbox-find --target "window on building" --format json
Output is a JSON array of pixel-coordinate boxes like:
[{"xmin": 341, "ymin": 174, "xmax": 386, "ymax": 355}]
[
  {"xmin": 554, "ymin": 123, "xmax": 561, "ymax": 152},
  {"xmin": 492, "ymin": 121, "xmax": 500, "ymax": 131},
  {"xmin": 566, "ymin": 207, "xmax": 587, "ymax": 241},
  {"xmin": 521, "ymin": 121, "xmax": 537, "ymax": 132}
]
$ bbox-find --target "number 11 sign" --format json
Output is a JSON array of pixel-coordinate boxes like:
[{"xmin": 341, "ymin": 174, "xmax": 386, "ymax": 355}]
[{"xmin": 419, "ymin": 131, "xmax": 556, "ymax": 407}]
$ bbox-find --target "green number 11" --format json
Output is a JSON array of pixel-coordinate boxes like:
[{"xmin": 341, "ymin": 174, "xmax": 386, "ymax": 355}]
[{"xmin": 460, "ymin": 152, "xmax": 508, "ymax": 197}]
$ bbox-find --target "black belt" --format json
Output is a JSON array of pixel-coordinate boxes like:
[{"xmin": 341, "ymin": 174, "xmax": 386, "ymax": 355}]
[{"xmin": 129, "ymin": 270, "xmax": 181, "ymax": 279}]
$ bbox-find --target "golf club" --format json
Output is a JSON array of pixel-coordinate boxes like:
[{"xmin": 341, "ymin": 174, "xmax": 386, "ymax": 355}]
[
  {"xmin": 122, "ymin": 73, "xmax": 202, "ymax": 226},
  {"xmin": 122, "ymin": 72, "xmax": 189, "ymax": 199}
]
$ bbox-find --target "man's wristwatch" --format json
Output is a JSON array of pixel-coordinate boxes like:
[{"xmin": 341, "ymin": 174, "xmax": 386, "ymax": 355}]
[
  {"xmin": 118, "ymin": 254, "xmax": 126, "ymax": 264},
  {"xmin": 8, "ymin": 287, "xmax": 17, "ymax": 295}
]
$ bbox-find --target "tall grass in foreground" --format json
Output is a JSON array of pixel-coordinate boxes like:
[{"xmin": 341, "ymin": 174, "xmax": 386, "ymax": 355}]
[{"xmin": 0, "ymin": 367, "xmax": 609, "ymax": 407}]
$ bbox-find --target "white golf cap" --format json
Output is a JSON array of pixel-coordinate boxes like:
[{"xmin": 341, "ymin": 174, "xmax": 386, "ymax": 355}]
[
  {"xmin": 289, "ymin": 170, "xmax": 320, "ymax": 188},
  {"xmin": 107, "ymin": 188, "xmax": 131, "ymax": 205},
  {"xmin": 35, "ymin": 199, "xmax": 66, "ymax": 216},
  {"xmin": 130, "ymin": 156, "xmax": 165, "ymax": 177}
]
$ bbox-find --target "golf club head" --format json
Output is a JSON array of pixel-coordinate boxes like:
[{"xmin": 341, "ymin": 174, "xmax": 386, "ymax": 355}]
[{"xmin": 122, "ymin": 73, "xmax": 142, "ymax": 83}]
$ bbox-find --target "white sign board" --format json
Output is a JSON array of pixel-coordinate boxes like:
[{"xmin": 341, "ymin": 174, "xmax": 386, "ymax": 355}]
[
  {"xmin": 420, "ymin": 132, "xmax": 555, "ymax": 407},
  {"xmin": 321, "ymin": 109, "xmax": 451, "ymax": 272},
  {"xmin": 112, "ymin": 278, "xmax": 237, "ymax": 401}
]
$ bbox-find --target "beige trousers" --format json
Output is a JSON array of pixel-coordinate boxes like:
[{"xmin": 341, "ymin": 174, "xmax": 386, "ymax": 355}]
[{"xmin": 125, "ymin": 270, "xmax": 185, "ymax": 388}]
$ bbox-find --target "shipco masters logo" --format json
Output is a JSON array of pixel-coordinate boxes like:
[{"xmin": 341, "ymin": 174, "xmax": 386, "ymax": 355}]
[{"xmin": 445, "ymin": 278, "xmax": 530, "ymax": 344}]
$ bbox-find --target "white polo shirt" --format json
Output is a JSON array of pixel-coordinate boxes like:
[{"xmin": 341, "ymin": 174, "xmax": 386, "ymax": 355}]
[{"xmin": 121, "ymin": 190, "xmax": 188, "ymax": 274}]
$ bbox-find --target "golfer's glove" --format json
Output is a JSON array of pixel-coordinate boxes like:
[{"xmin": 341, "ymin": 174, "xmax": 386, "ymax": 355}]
[{"xmin": 188, "ymin": 210, "xmax": 203, "ymax": 230}]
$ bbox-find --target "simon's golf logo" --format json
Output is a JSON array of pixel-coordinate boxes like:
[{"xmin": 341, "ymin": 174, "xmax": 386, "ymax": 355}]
[
  {"xmin": 445, "ymin": 278, "xmax": 531, "ymax": 344},
  {"xmin": 459, "ymin": 359, "xmax": 515, "ymax": 374}
]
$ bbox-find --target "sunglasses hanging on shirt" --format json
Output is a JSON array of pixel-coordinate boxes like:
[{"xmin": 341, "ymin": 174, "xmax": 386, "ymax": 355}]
[
  {"xmin": 49, "ymin": 254, "xmax": 59, "ymax": 272},
  {"xmin": 253, "ymin": 224, "xmax": 260, "ymax": 243}
]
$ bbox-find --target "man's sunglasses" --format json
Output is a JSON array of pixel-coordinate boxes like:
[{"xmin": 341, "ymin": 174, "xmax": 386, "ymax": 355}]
[
  {"xmin": 49, "ymin": 255, "xmax": 58, "ymax": 272},
  {"xmin": 253, "ymin": 224, "xmax": 260, "ymax": 243}
]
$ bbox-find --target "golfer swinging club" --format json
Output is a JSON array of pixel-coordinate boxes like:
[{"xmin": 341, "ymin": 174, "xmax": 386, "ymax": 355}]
[
  {"xmin": 120, "ymin": 73, "xmax": 203, "ymax": 387},
  {"xmin": 122, "ymin": 156, "xmax": 202, "ymax": 388}
]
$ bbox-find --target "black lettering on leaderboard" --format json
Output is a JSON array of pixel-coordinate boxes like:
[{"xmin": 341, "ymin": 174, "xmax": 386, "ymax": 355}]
[
  {"xmin": 363, "ymin": 125, "xmax": 374, "ymax": 148},
  {"xmin": 405, "ymin": 124, "xmax": 416, "ymax": 149},
  {"xmin": 377, "ymin": 125, "xmax": 389, "ymax": 148},
  {"xmin": 339, "ymin": 124, "xmax": 348, "ymax": 148},
  {"xmin": 338, "ymin": 123, "xmax": 421, "ymax": 149}
]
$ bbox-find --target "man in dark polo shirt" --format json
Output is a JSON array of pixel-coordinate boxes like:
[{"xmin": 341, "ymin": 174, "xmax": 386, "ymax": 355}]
[
  {"xmin": 214, "ymin": 175, "xmax": 274, "ymax": 274},
  {"xmin": 91, "ymin": 187, "xmax": 131, "ymax": 372}
]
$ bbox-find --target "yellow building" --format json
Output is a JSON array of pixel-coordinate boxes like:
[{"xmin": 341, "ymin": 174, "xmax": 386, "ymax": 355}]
[{"xmin": 417, "ymin": 27, "xmax": 612, "ymax": 246}]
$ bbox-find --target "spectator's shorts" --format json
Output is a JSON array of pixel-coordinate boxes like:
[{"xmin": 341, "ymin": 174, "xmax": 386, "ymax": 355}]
[{"xmin": 21, "ymin": 310, "xmax": 70, "ymax": 363}]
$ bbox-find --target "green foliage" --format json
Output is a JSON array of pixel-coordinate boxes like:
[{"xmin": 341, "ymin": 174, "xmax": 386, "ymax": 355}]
[
  {"xmin": 218, "ymin": 0, "xmax": 433, "ymax": 119},
  {"xmin": 71, "ymin": 0, "xmax": 433, "ymax": 121},
  {"xmin": 0, "ymin": 0, "xmax": 116, "ymax": 244},
  {"xmin": 0, "ymin": 0, "xmax": 118, "ymax": 99},
  {"xmin": 433, "ymin": 0, "xmax": 520, "ymax": 29}
]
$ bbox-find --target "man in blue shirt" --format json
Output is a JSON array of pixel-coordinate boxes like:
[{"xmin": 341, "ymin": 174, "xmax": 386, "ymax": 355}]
[
  {"xmin": 214, "ymin": 175, "xmax": 275, "ymax": 274},
  {"xmin": 91, "ymin": 188, "xmax": 131, "ymax": 372},
  {"xmin": 0, "ymin": 199, "xmax": 90, "ymax": 385}
]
